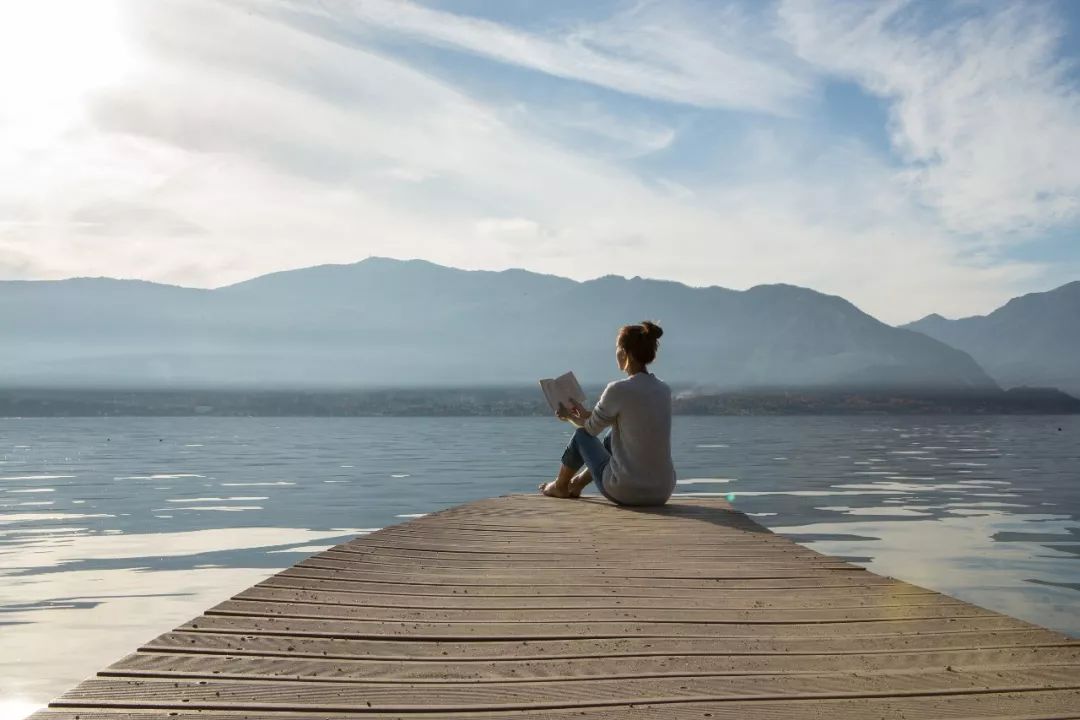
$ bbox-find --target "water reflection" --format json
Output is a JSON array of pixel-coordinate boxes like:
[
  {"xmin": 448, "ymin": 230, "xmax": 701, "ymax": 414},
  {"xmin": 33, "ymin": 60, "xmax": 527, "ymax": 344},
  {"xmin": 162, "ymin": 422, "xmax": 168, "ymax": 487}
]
[
  {"xmin": 0, "ymin": 521, "xmax": 368, "ymax": 712},
  {"xmin": 771, "ymin": 509, "xmax": 1080, "ymax": 634},
  {"xmin": 1, "ymin": 415, "xmax": 1078, "ymax": 717},
  {"xmin": 675, "ymin": 416, "xmax": 1080, "ymax": 637}
]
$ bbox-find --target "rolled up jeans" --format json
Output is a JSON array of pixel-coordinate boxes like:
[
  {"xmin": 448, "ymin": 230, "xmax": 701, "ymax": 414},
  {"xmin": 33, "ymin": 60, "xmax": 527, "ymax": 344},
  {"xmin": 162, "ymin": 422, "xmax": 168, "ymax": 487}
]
[{"xmin": 561, "ymin": 427, "xmax": 620, "ymax": 504}]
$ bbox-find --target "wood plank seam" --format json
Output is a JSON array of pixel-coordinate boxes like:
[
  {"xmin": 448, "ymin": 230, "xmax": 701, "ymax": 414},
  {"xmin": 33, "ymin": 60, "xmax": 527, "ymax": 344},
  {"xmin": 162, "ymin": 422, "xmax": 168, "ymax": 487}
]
[{"xmin": 30, "ymin": 495, "xmax": 1079, "ymax": 720}]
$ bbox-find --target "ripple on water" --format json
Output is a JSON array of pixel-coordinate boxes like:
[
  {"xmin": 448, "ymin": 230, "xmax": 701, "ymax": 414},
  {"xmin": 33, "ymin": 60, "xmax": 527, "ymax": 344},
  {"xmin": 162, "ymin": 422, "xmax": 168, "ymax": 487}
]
[
  {"xmin": 267, "ymin": 544, "xmax": 342, "ymax": 554},
  {"xmin": 150, "ymin": 505, "xmax": 263, "ymax": 512},
  {"xmin": 0, "ymin": 475, "xmax": 76, "ymax": 481},
  {"xmin": 114, "ymin": 474, "xmax": 206, "ymax": 480},
  {"xmin": 2, "ymin": 414, "xmax": 1078, "ymax": 712},
  {"xmin": 677, "ymin": 478, "xmax": 736, "ymax": 485},
  {"xmin": 2, "ymin": 515, "xmax": 110, "ymax": 527},
  {"xmin": 679, "ymin": 489, "xmax": 897, "ymax": 497},
  {"xmin": 165, "ymin": 497, "xmax": 268, "ymax": 503},
  {"xmin": 818, "ymin": 505, "xmax": 933, "ymax": 517},
  {"xmin": 220, "ymin": 481, "xmax": 295, "ymax": 486},
  {"xmin": 837, "ymin": 482, "xmax": 972, "ymax": 492}
]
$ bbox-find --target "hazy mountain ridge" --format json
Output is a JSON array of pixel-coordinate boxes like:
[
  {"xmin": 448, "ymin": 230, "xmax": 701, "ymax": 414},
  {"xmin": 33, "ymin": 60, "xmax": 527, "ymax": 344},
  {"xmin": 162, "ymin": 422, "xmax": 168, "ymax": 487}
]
[
  {"xmin": 904, "ymin": 281, "xmax": 1080, "ymax": 397},
  {"xmin": 1, "ymin": 258, "xmax": 996, "ymax": 390}
]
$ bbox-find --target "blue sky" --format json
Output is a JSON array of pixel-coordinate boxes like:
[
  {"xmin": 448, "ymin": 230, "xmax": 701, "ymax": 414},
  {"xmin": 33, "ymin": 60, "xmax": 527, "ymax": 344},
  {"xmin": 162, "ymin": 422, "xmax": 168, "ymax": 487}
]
[{"xmin": 0, "ymin": 0, "xmax": 1078, "ymax": 323}]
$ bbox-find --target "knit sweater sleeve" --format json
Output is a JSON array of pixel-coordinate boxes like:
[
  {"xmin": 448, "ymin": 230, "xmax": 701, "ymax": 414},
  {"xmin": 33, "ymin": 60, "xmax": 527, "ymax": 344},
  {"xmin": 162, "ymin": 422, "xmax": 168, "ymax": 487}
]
[{"xmin": 583, "ymin": 381, "xmax": 620, "ymax": 436}]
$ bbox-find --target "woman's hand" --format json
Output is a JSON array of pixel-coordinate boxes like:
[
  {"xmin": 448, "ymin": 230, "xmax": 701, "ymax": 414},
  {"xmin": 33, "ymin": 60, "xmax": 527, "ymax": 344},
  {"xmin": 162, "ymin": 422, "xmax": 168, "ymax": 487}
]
[{"xmin": 556, "ymin": 399, "xmax": 591, "ymax": 426}]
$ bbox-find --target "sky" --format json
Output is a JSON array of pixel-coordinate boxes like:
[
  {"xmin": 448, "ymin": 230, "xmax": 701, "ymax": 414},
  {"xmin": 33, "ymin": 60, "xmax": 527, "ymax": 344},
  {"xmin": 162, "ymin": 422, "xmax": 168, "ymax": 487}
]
[{"xmin": 0, "ymin": 0, "xmax": 1078, "ymax": 324}]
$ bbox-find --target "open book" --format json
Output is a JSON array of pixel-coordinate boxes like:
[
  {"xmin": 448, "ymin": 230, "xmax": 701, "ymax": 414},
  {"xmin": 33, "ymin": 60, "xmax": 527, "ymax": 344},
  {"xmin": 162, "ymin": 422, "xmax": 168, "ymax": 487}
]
[{"xmin": 538, "ymin": 371, "xmax": 588, "ymax": 415}]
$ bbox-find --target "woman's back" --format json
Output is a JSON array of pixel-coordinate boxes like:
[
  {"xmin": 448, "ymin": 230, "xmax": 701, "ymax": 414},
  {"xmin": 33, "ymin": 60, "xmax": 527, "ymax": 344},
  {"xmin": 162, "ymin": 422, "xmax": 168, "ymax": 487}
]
[
  {"xmin": 542, "ymin": 319, "xmax": 673, "ymax": 505},
  {"xmin": 585, "ymin": 372, "xmax": 675, "ymax": 505}
]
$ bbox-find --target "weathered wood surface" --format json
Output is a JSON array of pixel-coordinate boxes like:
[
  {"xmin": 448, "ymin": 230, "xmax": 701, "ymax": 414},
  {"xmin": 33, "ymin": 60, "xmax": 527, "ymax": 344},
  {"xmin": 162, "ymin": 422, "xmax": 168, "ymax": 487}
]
[{"xmin": 32, "ymin": 494, "xmax": 1080, "ymax": 719}]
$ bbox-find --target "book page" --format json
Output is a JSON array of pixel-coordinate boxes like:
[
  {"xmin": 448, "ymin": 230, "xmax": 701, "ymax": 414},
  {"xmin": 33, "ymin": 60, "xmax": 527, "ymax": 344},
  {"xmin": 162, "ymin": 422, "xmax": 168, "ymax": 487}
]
[{"xmin": 539, "ymin": 371, "xmax": 588, "ymax": 414}]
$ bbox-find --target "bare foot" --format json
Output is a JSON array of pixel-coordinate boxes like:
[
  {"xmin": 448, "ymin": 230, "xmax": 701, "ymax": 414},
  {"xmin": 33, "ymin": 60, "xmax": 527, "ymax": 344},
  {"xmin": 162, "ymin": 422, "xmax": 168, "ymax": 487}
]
[
  {"xmin": 538, "ymin": 480, "xmax": 571, "ymax": 499},
  {"xmin": 567, "ymin": 471, "xmax": 591, "ymax": 499}
]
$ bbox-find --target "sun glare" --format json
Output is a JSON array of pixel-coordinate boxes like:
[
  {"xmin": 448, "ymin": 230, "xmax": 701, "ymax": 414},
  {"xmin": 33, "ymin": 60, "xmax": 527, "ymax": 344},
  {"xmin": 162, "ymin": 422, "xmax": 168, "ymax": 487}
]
[
  {"xmin": 0, "ymin": 0, "xmax": 132, "ymax": 138},
  {"xmin": 0, "ymin": 699, "xmax": 43, "ymax": 720}
]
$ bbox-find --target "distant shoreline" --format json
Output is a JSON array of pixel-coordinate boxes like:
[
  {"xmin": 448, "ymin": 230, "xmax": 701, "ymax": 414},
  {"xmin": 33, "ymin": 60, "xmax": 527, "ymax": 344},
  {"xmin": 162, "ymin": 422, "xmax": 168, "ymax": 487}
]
[{"xmin": 1, "ymin": 386, "xmax": 1077, "ymax": 417}]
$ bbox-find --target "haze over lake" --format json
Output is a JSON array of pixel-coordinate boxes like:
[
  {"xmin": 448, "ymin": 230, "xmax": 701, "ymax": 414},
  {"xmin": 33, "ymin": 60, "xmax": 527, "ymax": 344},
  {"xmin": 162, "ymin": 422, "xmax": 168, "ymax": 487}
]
[
  {"xmin": 3, "ymin": 0, "xmax": 1080, "ymax": 717},
  {"xmin": 3, "ymin": 415, "xmax": 1078, "ymax": 715}
]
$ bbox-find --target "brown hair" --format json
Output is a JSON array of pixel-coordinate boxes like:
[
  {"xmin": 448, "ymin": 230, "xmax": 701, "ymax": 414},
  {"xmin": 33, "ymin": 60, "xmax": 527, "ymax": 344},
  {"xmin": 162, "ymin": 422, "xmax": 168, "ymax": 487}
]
[{"xmin": 618, "ymin": 320, "xmax": 664, "ymax": 366}]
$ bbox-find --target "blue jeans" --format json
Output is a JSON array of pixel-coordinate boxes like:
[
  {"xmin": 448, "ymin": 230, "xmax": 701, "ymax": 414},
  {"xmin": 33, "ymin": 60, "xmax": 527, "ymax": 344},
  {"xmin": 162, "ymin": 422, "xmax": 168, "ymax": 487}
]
[{"xmin": 561, "ymin": 427, "xmax": 620, "ymax": 504}]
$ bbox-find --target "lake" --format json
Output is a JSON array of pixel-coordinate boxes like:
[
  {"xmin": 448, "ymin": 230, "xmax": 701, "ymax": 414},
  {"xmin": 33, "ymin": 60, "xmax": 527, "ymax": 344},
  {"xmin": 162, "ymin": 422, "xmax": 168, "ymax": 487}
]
[{"xmin": 2, "ymin": 415, "xmax": 1079, "ymax": 718}]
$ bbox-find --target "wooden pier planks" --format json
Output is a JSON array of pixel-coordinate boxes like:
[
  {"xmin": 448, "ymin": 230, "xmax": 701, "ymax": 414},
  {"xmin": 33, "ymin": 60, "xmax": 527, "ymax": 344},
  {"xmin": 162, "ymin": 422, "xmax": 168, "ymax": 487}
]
[{"xmin": 31, "ymin": 494, "xmax": 1080, "ymax": 719}]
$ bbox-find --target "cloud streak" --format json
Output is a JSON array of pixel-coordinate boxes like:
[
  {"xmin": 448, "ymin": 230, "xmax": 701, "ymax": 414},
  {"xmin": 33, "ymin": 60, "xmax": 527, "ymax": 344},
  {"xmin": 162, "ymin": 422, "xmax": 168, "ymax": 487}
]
[
  {"xmin": 0, "ymin": 0, "xmax": 1077, "ymax": 324},
  {"xmin": 324, "ymin": 0, "xmax": 812, "ymax": 114},
  {"xmin": 780, "ymin": 0, "xmax": 1080, "ymax": 236}
]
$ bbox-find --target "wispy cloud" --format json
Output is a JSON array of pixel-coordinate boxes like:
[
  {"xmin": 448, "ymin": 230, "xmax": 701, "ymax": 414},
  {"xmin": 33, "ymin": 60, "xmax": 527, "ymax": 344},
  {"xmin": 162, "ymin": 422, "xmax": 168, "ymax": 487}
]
[
  {"xmin": 315, "ymin": 0, "xmax": 812, "ymax": 114},
  {"xmin": 0, "ymin": 0, "xmax": 1076, "ymax": 324},
  {"xmin": 780, "ymin": 0, "xmax": 1080, "ymax": 237}
]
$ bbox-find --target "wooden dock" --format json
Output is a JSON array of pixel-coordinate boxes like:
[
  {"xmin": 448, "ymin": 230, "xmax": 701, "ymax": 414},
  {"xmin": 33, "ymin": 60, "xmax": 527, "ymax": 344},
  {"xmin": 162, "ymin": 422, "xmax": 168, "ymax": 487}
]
[{"xmin": 32, "ymin": 494, "xmax": 1080, "ymax": 719}]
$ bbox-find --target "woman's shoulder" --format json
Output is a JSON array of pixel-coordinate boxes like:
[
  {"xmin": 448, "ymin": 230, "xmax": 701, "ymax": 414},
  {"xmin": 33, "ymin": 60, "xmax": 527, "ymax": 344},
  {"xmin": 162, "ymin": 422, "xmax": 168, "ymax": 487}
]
[
  {"xmin": 613, "ymin": 373, "xmax": 669, "ymax": 393},
  {"xmin": 603, "ymin": 377, "xmax": 630, "ymax": 393},
  {"xmin": 601, "ymin": 375, "xmax": 640, "ymax": 397},
  {"xmin": 641, "ymin": 372, "xmax": 672, "ymax": 396}
]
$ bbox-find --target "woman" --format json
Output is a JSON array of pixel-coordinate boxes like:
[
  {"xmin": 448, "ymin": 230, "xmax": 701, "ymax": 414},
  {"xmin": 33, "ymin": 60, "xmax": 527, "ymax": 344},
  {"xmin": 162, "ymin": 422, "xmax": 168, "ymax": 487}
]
[{"xmin": 539, "ymin": 320, "xmax": 676, "ymax": 506}]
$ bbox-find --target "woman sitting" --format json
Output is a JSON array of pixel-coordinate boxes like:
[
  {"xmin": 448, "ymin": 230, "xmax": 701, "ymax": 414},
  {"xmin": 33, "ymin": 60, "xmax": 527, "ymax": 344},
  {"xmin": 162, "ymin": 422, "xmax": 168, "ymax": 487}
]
[{"xmin": 540, "ymin": 320, "xmax": 675, "ymax": 506}]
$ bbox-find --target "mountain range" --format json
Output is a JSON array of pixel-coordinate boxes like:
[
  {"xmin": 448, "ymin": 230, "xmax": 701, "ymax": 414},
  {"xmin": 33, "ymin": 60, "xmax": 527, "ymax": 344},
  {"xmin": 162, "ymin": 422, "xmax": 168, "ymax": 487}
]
[
  {"xmin": 904, "ymin": 281, "xmax": 1080, "ymax": 398},
  {"xmin": 0, "ymin": 258, "xmax": 1073, "ymax": 394}
]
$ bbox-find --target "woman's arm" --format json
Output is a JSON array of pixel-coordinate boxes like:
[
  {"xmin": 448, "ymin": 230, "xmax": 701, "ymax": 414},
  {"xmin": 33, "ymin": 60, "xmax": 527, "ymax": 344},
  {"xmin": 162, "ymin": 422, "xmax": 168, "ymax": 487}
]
[{"xmin": 582, "ymin": 382, "xmax": 620, "ymax": 436}]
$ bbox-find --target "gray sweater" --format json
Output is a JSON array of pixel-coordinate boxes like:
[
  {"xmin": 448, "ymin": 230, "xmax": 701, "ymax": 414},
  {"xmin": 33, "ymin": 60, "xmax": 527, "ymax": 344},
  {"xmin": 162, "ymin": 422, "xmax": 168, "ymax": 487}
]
[{"xmin": 584, "ymin": 372, "xmax": 676, "ymax": 506}]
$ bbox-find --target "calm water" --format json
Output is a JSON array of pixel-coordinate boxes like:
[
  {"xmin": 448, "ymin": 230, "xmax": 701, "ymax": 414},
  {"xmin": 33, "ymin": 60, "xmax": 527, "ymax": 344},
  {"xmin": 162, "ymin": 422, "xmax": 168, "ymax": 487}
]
[{"xmin": 2, "ymin": 415, "xmax": 1079, "ymax": 717}]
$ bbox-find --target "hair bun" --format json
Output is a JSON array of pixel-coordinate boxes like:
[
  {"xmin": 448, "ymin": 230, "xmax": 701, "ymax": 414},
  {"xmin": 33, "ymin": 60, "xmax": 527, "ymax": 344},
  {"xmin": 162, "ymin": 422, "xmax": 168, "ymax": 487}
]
[{"xmin": 641, "ymin": 320, "xmax": 663, "ymax": 340}]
